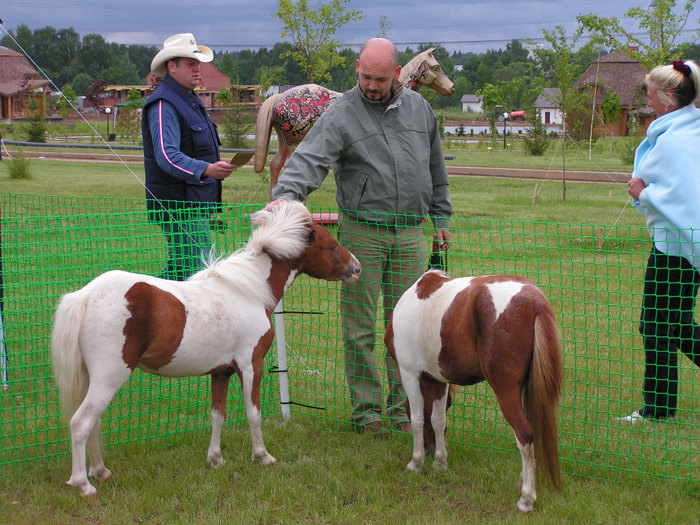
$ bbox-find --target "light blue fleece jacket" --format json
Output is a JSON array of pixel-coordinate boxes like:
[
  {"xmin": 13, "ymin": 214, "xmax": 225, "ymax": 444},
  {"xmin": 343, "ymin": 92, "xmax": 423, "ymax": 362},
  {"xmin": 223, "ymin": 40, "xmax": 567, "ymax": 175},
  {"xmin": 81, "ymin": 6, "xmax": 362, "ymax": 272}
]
[{"xmin": 632, "ymin": 104, "xmax": 700, "ymax": 269}]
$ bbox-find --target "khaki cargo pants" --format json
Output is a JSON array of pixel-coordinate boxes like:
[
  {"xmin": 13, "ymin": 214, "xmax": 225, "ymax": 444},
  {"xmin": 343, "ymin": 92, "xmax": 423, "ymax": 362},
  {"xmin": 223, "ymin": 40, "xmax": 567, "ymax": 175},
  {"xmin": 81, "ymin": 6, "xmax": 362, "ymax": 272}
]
[{"xmin": 338, "ymin": 214, "xmax": 426, "ymax": 427}]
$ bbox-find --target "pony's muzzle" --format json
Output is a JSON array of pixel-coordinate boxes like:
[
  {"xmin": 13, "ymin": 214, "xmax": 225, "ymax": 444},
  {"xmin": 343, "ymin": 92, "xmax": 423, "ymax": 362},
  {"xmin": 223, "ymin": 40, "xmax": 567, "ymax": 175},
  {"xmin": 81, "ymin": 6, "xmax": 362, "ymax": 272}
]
[{"xmin": 343, "ymin": 255, "xmax": 362, "ymax": 283}]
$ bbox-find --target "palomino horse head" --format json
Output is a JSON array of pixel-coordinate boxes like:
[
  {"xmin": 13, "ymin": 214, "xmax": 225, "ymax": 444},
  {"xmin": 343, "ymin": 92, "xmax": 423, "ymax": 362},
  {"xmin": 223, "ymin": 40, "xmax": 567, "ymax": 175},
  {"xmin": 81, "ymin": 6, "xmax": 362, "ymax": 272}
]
[
  {"xmin": 400, "ymin": 48, "xmax": 455, "ymax": 96},
  {"xmin": 255, "ymin": 48, "xmax": 455, "ymax": 188}
]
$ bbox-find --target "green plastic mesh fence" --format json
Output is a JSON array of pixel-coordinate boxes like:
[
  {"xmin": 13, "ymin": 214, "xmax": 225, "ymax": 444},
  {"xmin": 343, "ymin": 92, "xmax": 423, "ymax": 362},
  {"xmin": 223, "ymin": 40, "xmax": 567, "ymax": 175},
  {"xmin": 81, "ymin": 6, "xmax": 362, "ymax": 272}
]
[{"xmin": 0, "ymin": 193, "xmax": 697, "ymax": 485}]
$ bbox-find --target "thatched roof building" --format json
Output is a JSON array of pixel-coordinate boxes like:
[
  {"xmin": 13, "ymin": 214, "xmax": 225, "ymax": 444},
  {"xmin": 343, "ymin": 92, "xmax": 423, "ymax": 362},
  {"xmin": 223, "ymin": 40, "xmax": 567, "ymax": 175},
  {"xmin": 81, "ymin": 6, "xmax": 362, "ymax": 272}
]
[
  {"xmin": 574, "ymin": 50, "xmax": 652, "ymax": 136},
  {"xmin": 0, "ymin": 46, "xmax": 51, "ymax": 119}
]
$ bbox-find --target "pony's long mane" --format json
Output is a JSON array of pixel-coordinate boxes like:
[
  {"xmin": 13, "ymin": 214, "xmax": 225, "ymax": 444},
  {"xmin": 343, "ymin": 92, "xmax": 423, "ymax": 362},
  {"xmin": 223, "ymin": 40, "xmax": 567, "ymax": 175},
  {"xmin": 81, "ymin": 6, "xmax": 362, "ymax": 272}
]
[{"xmin": 189, "ymin": 201, "xmax": 312, "ymax": 309}]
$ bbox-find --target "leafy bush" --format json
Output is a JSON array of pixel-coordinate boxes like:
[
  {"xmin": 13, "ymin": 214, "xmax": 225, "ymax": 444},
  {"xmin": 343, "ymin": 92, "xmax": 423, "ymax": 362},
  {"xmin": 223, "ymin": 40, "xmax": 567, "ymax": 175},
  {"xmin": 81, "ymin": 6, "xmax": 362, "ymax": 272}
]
[
  {"xmin": 619, "ymin": 119, "xmax": 644, "ymax": 165},
  {"xmin": 523, "ymin": 109, "xmax": 549, "ymax": 156},
  {"xmin": 6, "ymin": 150, "xmax": 33, "ymax": 179},
  {"xmin": 25, "ymin": 112, "xmax": 48, "ymax": 143},
  {"xmin": 619, "ymin": 135, "xmax": 644, "ymax": 165},
  {"xmin": 220, "ymin": 105, "xmax": 254, "ymax": 148}
]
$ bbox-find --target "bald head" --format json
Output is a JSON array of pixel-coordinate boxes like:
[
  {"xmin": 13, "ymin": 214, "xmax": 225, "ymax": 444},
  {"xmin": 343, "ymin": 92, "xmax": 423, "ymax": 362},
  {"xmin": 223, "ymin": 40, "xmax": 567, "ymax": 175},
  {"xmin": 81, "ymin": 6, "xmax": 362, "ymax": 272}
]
[
  {"xmin": 359, "ymin": 38, "xmax": 399, "ymax": 68},
  {"xmin": 356, "ymin": 38, "xmax": 401, "ymax": 102}
]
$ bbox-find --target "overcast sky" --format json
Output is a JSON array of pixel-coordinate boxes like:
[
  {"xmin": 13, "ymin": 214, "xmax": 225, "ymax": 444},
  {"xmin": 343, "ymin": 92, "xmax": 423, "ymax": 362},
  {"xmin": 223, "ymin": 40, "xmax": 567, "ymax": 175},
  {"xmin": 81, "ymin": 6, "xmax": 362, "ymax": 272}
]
[{"xmin": 1, "ymin": 1, "xmax": 698, "ymax": 54}]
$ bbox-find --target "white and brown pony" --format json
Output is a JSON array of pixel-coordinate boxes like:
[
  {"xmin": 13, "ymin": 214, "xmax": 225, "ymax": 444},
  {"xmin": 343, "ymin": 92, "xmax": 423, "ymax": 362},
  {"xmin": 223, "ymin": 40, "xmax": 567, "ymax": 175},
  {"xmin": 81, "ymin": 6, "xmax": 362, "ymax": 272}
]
[
  {"xmin": 51, "ymin": 201, "xmax": 361, "ymax": 497},
  {"xmin": 254, "ymin": 48, "xmax": 455, "ymax": 188},
  {"xmin": 385, "ymin": 270, "xmax": 563, "ymax": 513}
]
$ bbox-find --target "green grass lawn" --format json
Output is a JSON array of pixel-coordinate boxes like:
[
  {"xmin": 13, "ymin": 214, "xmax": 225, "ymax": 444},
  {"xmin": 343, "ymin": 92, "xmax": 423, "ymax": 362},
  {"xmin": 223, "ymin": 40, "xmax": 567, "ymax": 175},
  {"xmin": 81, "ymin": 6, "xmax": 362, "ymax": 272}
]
[{"xmin": 0, "ymin": 156, "xmax": 697, "ymax": 523}]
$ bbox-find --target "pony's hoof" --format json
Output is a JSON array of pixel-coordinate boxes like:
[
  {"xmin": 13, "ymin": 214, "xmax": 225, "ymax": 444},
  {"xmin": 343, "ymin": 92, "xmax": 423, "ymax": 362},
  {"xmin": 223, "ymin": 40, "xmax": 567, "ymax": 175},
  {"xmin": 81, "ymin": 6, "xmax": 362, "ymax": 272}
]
[
  {"xmin": 89, "ymin": 466, "xmax": 112, "ymax": 480},
  {"xmin": 208, "ymin": 455, "xmax": 225, "ymax": 469},
  {"xmin": 431, "ymin": 459, "xmax": 448, "ymax": 471},
  {"xmin": 261, "ymin": 454, "xmax": 277, "ymax": 466},
  {"xmin": 68, "ymin": 478, "xmax": 97, "ymax": 497},
  {"xmin": 516, "ymin": 498, "xmax": 534, "ymax": 513},
  {"xmin": 252, "ymin": 452, "xmax": 277, "ymax": 466},
  {"xmin": 406, "ymin": 460, "xmax": 422, "ymax": 472}
]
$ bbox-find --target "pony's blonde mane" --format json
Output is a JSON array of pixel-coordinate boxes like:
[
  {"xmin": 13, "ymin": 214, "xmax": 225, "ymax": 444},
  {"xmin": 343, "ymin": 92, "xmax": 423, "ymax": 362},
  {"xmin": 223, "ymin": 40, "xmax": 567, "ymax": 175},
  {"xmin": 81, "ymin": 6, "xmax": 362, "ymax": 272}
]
[{"xmin": 189, "ymin": 201, "xmax": 312, "ymax": 309}]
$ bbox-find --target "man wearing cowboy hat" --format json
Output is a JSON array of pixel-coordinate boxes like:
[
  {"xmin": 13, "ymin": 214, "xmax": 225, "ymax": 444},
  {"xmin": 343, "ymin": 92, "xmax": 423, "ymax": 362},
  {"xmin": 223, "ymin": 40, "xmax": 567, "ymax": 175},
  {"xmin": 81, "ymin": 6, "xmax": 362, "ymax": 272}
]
[{"xmin": 142, "ymin": 33, "xmax": 238, "ymax": 281}]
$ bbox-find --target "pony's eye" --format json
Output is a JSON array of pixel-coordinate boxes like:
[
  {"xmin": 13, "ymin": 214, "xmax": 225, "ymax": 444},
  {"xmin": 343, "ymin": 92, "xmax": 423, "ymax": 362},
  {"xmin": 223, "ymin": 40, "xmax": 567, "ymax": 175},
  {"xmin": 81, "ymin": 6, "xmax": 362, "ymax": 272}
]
[{"xmin": 330, "ymin": 245, "xmax": 338, "ymax": 253}]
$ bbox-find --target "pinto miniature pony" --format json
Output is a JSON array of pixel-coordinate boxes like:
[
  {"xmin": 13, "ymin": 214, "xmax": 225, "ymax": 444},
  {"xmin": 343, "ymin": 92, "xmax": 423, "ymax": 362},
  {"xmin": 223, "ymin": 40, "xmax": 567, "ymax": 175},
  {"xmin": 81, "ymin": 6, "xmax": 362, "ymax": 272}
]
[
  {"xmin": 385, "ymin": 270, "xmax": 563, "ymax": 513},
  {"xmin": 254, "ymin": 48, "xmax": 455, "ymax": 188},
  {"xmin": 51, "ymin": 201, "xmax": 361, "ymax": 497}
]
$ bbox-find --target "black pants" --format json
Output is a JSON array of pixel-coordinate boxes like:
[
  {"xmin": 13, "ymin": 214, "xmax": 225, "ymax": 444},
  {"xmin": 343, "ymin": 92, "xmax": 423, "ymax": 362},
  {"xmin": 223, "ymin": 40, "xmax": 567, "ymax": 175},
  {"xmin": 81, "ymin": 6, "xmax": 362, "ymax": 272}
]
[{"xmin": 639, "ymin": 248, "xmax": 700, "ymax": 419}]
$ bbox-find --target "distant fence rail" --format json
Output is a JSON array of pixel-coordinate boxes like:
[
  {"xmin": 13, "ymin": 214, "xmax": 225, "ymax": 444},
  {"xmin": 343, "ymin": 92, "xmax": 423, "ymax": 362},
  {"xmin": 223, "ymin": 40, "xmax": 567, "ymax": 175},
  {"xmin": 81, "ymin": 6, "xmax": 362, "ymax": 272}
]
[{"xmin": 0, "ymin": 193, "xmax": 697, "ymax": 484}]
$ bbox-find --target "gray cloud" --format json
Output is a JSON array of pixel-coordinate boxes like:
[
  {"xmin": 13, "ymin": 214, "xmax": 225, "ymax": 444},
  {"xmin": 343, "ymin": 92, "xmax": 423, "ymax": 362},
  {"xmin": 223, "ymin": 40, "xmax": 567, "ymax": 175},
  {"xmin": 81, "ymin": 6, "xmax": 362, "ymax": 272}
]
[{"xmin": 1, "ymin": 0, "xmax": 695, "ymax": 54}]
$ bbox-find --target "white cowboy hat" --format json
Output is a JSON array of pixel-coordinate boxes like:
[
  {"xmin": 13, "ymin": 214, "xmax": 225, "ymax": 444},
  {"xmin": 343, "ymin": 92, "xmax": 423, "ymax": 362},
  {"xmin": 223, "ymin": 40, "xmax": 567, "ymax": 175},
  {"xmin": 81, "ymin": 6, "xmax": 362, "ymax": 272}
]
[{"xmin": 150, "ymin": 33, "xmax": 214, "ymax": 77}]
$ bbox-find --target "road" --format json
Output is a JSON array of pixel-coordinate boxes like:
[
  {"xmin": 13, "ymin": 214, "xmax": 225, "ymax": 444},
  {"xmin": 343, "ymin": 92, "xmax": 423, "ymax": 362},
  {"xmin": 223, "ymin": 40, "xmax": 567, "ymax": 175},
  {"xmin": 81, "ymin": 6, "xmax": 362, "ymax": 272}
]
[{"xmin": 9, "ymin": 149, "xmax": 629, "ymax": 183}]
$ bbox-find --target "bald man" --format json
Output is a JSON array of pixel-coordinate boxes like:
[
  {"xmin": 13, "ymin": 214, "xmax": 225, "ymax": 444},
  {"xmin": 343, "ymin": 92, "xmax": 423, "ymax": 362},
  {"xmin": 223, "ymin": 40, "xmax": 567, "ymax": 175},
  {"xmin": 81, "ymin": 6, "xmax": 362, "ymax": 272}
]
[{"xmin": 271, "ymin": 38, "xmax": 452, "ymax": 434}]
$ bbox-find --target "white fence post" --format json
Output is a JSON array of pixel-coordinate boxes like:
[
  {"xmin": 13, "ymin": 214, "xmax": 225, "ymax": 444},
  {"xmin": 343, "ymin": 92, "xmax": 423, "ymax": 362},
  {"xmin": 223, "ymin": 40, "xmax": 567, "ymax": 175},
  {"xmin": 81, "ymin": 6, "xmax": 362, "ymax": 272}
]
[{"xmin": 273, "ymin": 298, "xmax": 291, "ymax": 420}]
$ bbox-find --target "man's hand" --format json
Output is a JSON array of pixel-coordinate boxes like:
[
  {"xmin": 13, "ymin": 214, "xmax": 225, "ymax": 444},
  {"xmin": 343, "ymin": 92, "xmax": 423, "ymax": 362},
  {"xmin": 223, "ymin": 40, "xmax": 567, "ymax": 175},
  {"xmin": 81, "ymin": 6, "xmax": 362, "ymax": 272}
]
[
  {"xmin": 264, "ymin": 198, "xmax": 287, "ymax": 210},
  {"xmin": 437, "ymin": 229, "xmax": 450, "ymax": 251},
  {"xmin": 205, "ymin": 161, "xmax": 238, "ymax": 180}
]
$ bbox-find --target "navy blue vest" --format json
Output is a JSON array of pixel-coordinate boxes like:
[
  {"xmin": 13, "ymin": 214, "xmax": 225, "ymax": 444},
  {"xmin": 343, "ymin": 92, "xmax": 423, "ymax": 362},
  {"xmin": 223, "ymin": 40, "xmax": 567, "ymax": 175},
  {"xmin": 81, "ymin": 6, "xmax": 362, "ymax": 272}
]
[{"xmin": 142, "ymin": 75, "xmax": 222, "ymax": 220}]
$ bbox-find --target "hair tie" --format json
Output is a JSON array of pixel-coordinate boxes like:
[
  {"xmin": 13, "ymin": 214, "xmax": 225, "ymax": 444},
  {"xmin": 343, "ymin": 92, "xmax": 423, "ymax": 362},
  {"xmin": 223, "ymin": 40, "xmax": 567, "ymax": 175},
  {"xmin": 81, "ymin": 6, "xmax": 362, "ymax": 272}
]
[{"xmin": 672, "ymin": 60, "xmax": 691, "ymax": 77}]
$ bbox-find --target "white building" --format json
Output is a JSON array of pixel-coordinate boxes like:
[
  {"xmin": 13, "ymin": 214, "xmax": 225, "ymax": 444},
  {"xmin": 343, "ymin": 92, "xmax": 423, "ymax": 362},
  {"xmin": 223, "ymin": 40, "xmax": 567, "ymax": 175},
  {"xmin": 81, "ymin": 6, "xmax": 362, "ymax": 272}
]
[
  {"xmin": 460, "ymin": 94, "xmax": 483, "ymax": 113},
  {"xmin": 534, "ymin": 88, "xmax": 563, "ymax": 125}
]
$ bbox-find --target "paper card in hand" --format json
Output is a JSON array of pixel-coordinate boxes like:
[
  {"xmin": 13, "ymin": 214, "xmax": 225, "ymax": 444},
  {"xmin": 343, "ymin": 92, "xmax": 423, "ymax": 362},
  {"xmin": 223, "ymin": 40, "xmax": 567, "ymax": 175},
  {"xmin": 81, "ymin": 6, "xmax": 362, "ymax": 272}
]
[{"xmin": 229, "ymin": 152, "xmax": 254, "ymax": 166}]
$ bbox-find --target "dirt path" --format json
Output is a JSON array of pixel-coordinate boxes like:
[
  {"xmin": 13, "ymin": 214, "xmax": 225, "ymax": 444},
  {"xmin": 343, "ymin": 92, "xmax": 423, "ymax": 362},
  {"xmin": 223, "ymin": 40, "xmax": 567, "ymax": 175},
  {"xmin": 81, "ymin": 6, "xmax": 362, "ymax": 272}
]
[{"xmin": 9, "ymin": 149, "xmax": 629, "ymax": 183}]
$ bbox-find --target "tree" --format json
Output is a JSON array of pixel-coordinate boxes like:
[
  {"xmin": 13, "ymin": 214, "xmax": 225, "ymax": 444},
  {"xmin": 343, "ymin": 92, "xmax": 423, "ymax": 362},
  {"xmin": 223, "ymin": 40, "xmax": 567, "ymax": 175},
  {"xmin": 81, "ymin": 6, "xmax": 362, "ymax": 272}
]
[
  {"xmin": 601, "ymin": 89, "xmax": 623, "ymax": 137},
  {"xmin": 116, "ymin": 89, "xmax": 145, "ymax": 141},
  {"xmin": 523, "ymin": 109, "xmax": 549, "ymax": 156},
  {"xmin": 55, "ymin": 84, "xmax": 77, "ymax": 140},
  {"xmin": 259, "ymin": 66, "xmax": 285, "ymax": 95},
  {"xmin": 25, "ymin": 94, "xmax": 48, "ymax": 142},
  {"xmin": 85, "ymin": 78, "xmax": 107, "ymax": 109},
  {"xmin": 478, "ymin": 76, "xmax": 538, "ymax": 143},
  {"xmin": 578, "ymin": 0, "xmax": 699, "ymax": 69},
  {"xmin": 529, "ymin": 26, "xmax": 589, "ymax": 202},
  {"xmin": 378, "ymin": 15, "xmax": 391, "ymax": 38},
  {"xmin": 275, "ymin": 0, "xmax": 364, "ymax": 83},
  {"xmin": 72, "ymin": 73, "xmax": 93, "ymax": 96}
]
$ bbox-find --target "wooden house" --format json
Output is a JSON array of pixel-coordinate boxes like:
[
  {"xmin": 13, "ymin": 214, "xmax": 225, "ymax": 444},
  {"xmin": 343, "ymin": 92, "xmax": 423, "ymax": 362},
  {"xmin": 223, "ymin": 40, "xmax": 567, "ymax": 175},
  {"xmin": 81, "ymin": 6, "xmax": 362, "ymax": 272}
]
[
  {"xmin": 0, "ymin": 46, "xmax": 51, "ymax": 119},
  {"xmin": 574, "ymin": 50, "xmax": 652, "ymax": 136}
]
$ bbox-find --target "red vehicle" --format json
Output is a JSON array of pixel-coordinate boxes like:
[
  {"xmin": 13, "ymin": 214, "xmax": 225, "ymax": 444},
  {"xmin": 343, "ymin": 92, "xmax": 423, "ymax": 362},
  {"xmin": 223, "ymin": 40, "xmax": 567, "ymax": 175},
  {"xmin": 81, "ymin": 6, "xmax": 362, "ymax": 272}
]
[{"xmin": 510, "ymin": 110, "xmax": 526, "ymax": 121}]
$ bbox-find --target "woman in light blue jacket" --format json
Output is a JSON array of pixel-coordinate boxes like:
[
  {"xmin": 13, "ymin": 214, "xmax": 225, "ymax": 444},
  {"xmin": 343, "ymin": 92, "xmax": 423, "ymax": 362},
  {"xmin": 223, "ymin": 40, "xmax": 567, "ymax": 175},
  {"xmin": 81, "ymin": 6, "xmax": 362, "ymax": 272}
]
[{"xmin": 623, "ymin": 59, "xmax": 700, "ymax": 421}]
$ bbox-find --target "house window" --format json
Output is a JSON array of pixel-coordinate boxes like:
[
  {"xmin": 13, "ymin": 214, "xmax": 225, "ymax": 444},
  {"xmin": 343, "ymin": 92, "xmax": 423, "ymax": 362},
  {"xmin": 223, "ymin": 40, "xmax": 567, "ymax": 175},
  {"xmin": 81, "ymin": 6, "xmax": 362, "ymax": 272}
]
[{"xmin": 544, "ymin": 111, "xmax": 551, "ymax": 124}]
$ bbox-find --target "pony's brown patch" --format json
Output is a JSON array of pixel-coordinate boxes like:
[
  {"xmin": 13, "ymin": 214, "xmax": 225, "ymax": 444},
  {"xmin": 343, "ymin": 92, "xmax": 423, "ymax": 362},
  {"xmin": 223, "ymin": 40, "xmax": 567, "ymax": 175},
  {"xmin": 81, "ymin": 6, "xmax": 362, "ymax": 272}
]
[
  {"xmin": 415, "ymin": 271, "xmax": 448, "ymax": 300},
  {"xmin": 250, "ymin": 321, "xmax": 275, "ymax": 408},
  {"xmin": 437, "ymin": 284, "xmax": 486, "ymax": 385},
  {"xmin": 122, "ymin": 282, "xmax": 186, "ymax": 370}
]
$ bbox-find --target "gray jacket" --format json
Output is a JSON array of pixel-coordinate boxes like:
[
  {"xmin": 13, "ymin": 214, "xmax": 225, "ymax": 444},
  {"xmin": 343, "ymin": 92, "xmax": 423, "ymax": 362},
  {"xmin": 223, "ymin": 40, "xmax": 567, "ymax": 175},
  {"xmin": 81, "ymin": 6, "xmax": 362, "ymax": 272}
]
[{"xmin": 270, "ymin": 83, "xmax": 452, "ymax": 228}]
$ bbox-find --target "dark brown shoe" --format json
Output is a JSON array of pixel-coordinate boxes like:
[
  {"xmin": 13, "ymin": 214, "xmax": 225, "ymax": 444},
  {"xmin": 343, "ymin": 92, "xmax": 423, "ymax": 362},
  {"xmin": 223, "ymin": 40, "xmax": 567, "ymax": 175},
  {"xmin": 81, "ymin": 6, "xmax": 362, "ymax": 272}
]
[{"xmin": 356, "ymin": 420, "xmax": 384, "ymax": 436}]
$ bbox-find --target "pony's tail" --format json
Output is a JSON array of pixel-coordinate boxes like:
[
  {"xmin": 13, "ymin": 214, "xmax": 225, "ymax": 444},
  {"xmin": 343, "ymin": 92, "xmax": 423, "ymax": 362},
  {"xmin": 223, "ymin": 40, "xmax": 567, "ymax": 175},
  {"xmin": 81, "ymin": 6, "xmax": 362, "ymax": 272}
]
[
  {"xmin": 253, "ymin": 94, "xmax": 279, "ymax": 174},
  {"xmin": 51, "ymin": 290, "xmax": 89, "ymax": 421},
  {"xmin": 524, "ymin": 312, "xmax": 564, "ymax": 489}
]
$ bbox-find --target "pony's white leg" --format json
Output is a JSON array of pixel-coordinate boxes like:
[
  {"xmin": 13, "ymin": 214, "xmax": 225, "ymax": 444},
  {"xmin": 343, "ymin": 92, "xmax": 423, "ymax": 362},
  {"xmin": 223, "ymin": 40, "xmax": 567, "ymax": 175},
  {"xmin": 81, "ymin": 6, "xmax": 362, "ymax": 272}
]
[
  {"xmin": 207, "ymin": 374, "xmax": 231, "ymax": 468},
  {"xmin": 240, "ymin": 367, "xmax": 276, "ymax": 466},
  {"xmin": 66, "ymin": 392, "xmax": 114, "ymax": 496},
  {"xmin": 515, "ymin": 433, "xmax": 537, "ymax": 513},
  {"xmin": 86, "ymin": 416, "xmax": 111, "ymax": 480},
  {"xmin": 431, "ymin": 387, "xmax": 449, "ymax": 471},
  {"xmin": 403, "ymin": 373, "xmax": 425, "ymax": 472},
  {"xmin": 207, "ymin": 409, "xmax": 226, "ymax": 468},
  {"xmin": 67, "ymin": 372, "xmax": 128, "ymax": 497}
]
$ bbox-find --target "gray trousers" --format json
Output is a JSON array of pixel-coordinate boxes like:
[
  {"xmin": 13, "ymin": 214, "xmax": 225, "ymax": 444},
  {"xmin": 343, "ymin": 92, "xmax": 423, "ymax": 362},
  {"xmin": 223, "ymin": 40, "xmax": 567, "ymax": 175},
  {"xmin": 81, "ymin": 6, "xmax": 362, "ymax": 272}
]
[
  {"xmin": 338, "ymin": 214, "xmax": 426, "ymax": 426},
  {"xmin": 158, "ymin": 216, "xmax": 213, "ymax": 281}
]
